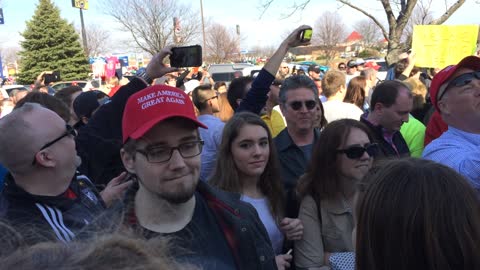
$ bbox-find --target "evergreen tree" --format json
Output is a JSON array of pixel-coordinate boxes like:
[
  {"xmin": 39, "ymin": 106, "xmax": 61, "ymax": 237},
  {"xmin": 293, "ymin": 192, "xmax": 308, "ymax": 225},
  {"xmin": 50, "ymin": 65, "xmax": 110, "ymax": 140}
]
[{"xmin": 17, "ymin": 0, "xmax": 90, "ymax": 85}]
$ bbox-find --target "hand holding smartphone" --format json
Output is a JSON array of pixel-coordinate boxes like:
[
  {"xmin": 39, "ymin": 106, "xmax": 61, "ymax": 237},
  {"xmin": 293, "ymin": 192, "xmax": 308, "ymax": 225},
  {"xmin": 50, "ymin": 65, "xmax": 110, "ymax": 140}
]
[
  {"xmin": 170, "ymin": 45, "xmax": 203, "ymax": 68},
  {"xmin": 299, "ymin": 28, "xmax": 312, "ymax": 43}
]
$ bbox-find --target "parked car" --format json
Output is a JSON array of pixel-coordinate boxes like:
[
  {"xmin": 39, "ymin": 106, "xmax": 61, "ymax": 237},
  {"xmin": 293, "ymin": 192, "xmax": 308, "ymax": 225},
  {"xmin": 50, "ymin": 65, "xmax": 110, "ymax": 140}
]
[
  {"xmin": 1, "ymin": 85, "xmax": 29, "ymax": 97},
  {"xmin": 207, "ymin": 63, "xmax": 253, "ymax": 84},
  {"xmin": 292, "ymin": 61, "xmax": 329, "ymax": 74},
  {"xmin": 51, "ymin": 81, "xmax": 89, "ymax": 92},
  {"xmin": 373, "ymin": 59, "xmax": 388, "ymax": 81}
]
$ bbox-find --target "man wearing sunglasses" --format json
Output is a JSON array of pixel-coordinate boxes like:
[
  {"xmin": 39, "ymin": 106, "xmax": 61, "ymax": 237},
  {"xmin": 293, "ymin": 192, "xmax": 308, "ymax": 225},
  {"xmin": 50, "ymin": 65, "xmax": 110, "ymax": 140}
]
[
  {"xmin": 120, "ymin": 85, "xmax": 277, "ymax": 270},
  {"xmin": 191, "ymin": 84, "xmax": 223, "ymax": 182},
  {"xmin": 0, "ymin": 103, "xmax": 107, "ymax": 244},
  {"xmin": 423, "ymin": 56, "xmax": 480, "ymax": 191},
  {"xmin": 275, "ymin": 75, "xmax": 323, "ymax": 217}
]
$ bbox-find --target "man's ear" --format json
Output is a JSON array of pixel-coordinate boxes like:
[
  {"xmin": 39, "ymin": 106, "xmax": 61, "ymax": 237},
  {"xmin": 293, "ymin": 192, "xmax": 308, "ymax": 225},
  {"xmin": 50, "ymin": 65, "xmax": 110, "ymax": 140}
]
[
  {"xmin": 373, "ymin": 102, "xmax": 384, "ymax": 114},
  {"xmin": 120, "ymin": 148, "xmax": 136, "ymax": 174},
  {"xmin": 34, "ymin": 150, "xmax": 56, "ymax": 168},
  {"xmin": 437, "ymin": 100, "xmax": 450, "ymax": 115}
]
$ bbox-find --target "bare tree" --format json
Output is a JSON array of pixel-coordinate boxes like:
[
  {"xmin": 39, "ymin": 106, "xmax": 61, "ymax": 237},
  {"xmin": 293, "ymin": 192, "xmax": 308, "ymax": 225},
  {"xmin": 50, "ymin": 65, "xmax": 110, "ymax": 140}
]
[
  {"xmin": 313, "ymin": 11, "xmax": 347, "ymax": 64},
  {"xmin": 258, "ymin": 0, "xmax": 466, "ymax": 65},
  {"xmin": 100, "ymin": 0, "xmax": 201, "ymax": 56},
  {"xmin": 205, "ymin": 23, "xmax": 240, "ymax": 63},
  {"xmin": 354, "ymin": 19, "xmax": 383, "ymax": 47},
  {"xmin": 337, "ymin": 0, "xmax": 466, "ymax": 65},
  {"xmin": 77, "ymin": 24, "xmax": 111, "ymax": 57},
  {"xmin": 402, "ymin": 0, "xmax": 434, "ymax": 47}
]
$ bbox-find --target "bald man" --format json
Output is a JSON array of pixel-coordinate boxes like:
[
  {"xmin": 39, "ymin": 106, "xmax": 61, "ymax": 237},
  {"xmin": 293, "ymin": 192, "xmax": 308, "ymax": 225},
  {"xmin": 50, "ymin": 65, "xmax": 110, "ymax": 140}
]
[{"xmin": 0, "ymin": 103, "xmax": 106, "ymax": 244}]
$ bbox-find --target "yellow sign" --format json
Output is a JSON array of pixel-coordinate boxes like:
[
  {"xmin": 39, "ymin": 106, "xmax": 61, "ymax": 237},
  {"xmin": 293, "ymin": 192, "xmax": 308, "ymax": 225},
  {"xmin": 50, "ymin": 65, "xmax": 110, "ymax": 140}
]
[
  {"xmin": 412, "ymin": 25, "xmax": 479, "ymax": 68},
  {"xmin": 72, "ymin": 0, "xmax": 89, "ymax": 10}
]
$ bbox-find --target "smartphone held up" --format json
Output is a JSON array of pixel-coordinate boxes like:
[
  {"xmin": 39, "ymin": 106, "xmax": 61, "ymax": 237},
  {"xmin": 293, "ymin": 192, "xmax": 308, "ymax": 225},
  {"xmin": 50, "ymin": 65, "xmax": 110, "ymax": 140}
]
[
  {"xmin": 299, "ymin": 28, "xmax": 312, "ymax": 43},
  {"xmin": 170, "ymin": 45, "xmax": 203, "ymax": 68}
]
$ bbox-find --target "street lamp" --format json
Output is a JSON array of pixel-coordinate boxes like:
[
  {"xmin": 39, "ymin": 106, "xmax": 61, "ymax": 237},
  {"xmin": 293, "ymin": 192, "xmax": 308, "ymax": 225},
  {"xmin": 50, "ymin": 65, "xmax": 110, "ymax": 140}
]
[{"xmin": 200, "ymin": 0, "xmax": 206, "ymax": 57}]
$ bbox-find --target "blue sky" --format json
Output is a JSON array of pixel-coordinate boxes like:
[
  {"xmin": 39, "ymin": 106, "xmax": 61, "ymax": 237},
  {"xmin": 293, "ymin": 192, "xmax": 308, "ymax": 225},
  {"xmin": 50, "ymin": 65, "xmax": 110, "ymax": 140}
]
[{"xmin": 1, "ymin": 0, "xmax": 479, "ymax": 53}]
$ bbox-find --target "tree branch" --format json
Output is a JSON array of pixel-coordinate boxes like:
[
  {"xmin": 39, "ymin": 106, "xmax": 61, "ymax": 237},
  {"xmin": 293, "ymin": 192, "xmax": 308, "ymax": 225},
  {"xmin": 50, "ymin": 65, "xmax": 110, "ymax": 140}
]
[
  {"xmin": 429, "ymin": 0, "xmax": 466, "ymax": 25},
  {"xmin": 380, "ymin": 0, "xmax": 397, "ymax": 34},
  {"xmin": 337, "ymin": 0, "xmax": 389, "ymax": 40}
]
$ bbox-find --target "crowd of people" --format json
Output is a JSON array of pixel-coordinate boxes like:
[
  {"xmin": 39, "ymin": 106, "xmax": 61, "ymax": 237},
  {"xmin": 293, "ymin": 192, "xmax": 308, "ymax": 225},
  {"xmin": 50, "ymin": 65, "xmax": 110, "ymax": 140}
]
[{"xmin": 0, "ymin": 24, "xmax": 479, "ymax": 270}]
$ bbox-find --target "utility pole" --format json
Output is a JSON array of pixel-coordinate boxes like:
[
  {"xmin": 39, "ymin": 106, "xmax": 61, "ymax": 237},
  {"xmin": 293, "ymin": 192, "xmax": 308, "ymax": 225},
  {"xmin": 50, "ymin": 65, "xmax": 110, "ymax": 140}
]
[
  {"xmin": 72, "ymin": 1, "xmax": 89, "ymax": 55},
  {"xmin": 80, "ymin": 7, "xmax": 88, "ymax": 55},
  {"xmin": 200, "ymin": 0, "xmax": 206, "ymax": 56}
]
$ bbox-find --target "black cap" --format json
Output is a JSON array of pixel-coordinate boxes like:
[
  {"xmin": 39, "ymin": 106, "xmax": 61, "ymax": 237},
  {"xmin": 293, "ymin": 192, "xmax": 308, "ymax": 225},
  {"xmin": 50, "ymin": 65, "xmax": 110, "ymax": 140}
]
[
  {"xmin": 347, "ymin": 60, "xmax": 358, "ymax": 68},
  {"xmin": 308, "ymin": 64, "xmax": 321, "ymax": 73},
  {"xmin": 73, "ymin": 90, "xmax": 109, "ymax": 119}
]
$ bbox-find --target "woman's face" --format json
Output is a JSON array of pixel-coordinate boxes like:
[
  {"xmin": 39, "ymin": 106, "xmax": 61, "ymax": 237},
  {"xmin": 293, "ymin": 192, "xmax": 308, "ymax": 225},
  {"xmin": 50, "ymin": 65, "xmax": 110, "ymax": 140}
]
[
  {"xmin": 231, "ymin": 124, "xmax": 270, "ymax": 180},
  {"xmin": 337, "ymin": 127, "xmax": 374, "ymax": 181}
]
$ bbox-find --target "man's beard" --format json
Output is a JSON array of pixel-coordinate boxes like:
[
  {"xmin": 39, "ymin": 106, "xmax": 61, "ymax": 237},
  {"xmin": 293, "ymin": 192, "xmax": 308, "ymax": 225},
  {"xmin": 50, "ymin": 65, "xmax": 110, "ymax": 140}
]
[{"xmin": 138, "ymin": 177, "xmax": 197, "ymax": 204}]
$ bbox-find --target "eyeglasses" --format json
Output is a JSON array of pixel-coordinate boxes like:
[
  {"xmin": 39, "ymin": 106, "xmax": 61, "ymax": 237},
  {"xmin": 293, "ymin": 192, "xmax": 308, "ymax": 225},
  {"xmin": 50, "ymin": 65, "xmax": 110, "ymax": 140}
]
[
  {"xmin": 338, "ymin": 66, "xmax": 346, "ymax": 70},
  {"xmin": 136, "ymin": 140, "xmax": 204, "ymax": 163},
  {"xmin": 438, "ymin": 71, "xmax": 480, "ymax": 101},
  {"xmin": 288, "ymin": 100, "xmax": 317, "ymax": 111},
  {"xmin": 32, "ymin": 124, "xmax": 77, "ymax": 165},
  {"xmin": 337, "ymin": 143, "xmax": 378, "ymax": 159}
]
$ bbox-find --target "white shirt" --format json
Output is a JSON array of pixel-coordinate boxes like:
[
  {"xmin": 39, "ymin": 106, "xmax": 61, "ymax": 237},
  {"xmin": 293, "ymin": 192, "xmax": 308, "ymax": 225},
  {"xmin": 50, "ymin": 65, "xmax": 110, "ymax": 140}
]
[
  {"xmin": 322, "ymin": 100, "xmax": 363, "ymax": 123},
  {"xmin": 241, "ymin": 195, "xmax": 284, "ymax": 254}
]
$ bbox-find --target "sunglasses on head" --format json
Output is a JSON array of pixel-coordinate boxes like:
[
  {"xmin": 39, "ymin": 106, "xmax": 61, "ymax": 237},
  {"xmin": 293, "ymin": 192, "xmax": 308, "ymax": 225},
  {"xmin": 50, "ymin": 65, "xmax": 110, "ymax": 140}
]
[
  {"xmin": 438, "ymin": 71, "xmax": 480, "ymax": 101},
  {"xmin": 288, "ymin": 100, "xmax": 317, "ymax": 111},
  {"xmin": 337, "ymin": 143, "xmax": 378, "ymax": 159}
]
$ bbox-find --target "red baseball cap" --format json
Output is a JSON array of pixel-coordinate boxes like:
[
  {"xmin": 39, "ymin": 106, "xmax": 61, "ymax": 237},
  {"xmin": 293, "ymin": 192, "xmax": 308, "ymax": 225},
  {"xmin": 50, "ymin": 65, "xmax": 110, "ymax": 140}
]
[
  {"xmin": 122, "ymin": 85, "xmax": 207, "ymax": 143},
  {"xmin": 364, "ymin": 61, "xmax": 380, "ymax": 71},
  {"xmin": 430, "ymin": 56, "xmax": 480, "ymax": 111}
]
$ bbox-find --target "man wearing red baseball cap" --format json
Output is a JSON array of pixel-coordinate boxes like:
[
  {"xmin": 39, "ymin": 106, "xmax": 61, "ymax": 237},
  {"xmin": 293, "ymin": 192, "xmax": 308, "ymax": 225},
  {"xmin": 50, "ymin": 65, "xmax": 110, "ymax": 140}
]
[
  {"xmin": 423, "ymin": 56, "xmax": 480, "ymax": 190},
  {"xmin": 120, "ymin": 84, "xmax": 277, "ymax": 269}
]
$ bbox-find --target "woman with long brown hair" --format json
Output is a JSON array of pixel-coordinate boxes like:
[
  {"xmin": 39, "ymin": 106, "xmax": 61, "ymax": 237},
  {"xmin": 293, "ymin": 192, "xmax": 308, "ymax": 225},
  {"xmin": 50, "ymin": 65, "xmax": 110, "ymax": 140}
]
[
  {"xmin": 210, "ymin": 112, "xmax": 303, "ymax": 270},
  {"xmin": 295, "ymin": 119, "xmax": 377, "ymax": 269},
  {"xmin": 355, "ymin": 158, "xmax": 480, "ymax": 270}
]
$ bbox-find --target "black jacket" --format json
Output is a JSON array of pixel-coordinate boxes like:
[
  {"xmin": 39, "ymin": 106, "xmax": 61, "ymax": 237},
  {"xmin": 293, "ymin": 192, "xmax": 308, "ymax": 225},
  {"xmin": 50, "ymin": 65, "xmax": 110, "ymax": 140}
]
[
  {"xmin": 124, "ymin": 180, "xmax": 278, "ymax": 270},
  {"xmin": 360, "ymin": 116, "xmax": 410, "ymax": 158},
  {"xmin": 76, "ymin": 78, "xmax": 148, "ymax": 188},
  {"xmin": 0, "ymin": 172, "xmax": 105, "ymax": 244},
  {"xmin": 274, "ymin": 128, "xmax": 321, "ymax": 217}
]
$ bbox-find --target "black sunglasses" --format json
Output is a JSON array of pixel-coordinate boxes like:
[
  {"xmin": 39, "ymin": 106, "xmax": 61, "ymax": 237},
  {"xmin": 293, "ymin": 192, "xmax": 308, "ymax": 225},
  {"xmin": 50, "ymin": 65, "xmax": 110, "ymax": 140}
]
[
  {"xmin": 32, "ymin": 124, "xmax": 77, "ymax": 165},
  {"xmin": 288, "ymin": 100, "xmax": 317, "ymax": 111},
  {"xmin": 439, "ymin": 71, "xmax": 480, "ymax": 101},
  {"xmin": 338, "ymin": 66, "xmax": 346, "ymax": 70},
  {"xmin": 337, "ymin": 143, "xmax": 378, "ymax": 159}
]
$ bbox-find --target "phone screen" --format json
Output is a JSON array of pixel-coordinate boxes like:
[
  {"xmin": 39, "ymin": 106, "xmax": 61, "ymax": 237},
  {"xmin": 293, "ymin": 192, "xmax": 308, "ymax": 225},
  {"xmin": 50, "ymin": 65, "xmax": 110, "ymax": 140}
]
[
  {"xmin": 170, "ymin": 45, "xmax": 202, "ymax": 68},
  {"xmin": 300, "ymin": 29, "xmax": 312, "ymax": 42}
]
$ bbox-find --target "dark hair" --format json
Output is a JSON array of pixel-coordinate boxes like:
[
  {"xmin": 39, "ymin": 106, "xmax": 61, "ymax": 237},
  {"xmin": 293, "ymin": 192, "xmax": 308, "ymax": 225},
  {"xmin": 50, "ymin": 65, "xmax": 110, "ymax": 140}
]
[
  {"xmin": 279, "ymin": 75, "xmax": 319, "ymax": 105},
  {"xmin": 54, "ymin": 86, "xmax": 82, "ymax": 106},
  {"xmin": 213, "ymin": 81, "xmax": 227, "ymax": 91},
  {"xmin": 191, "ymin": 84, "xmax": 214, "ymax": 111},
  {"xmin": 370, "ymin": 80, "xmax": 411, "ymax": 111},
  {"xmin": 355, "ymin": 158, "xmax": 480, "ymax": 270},
  {"xmin": 344, "ymin": 76, "xmax": 366, "ymax": 110},
  {"xmin": 227, "ymin": 77, "xmax": 253, "ymax": 111},
  {"xmin": 14, "ymin": 92, "xmax": 71, "ymax": 122},
  {"xmin": 209, "ymin": 112, "xmax": 285, "ymax": 220},
  {"xmin": 297, "ymin": 119, "xmax": 374, "ymax": 202}
]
